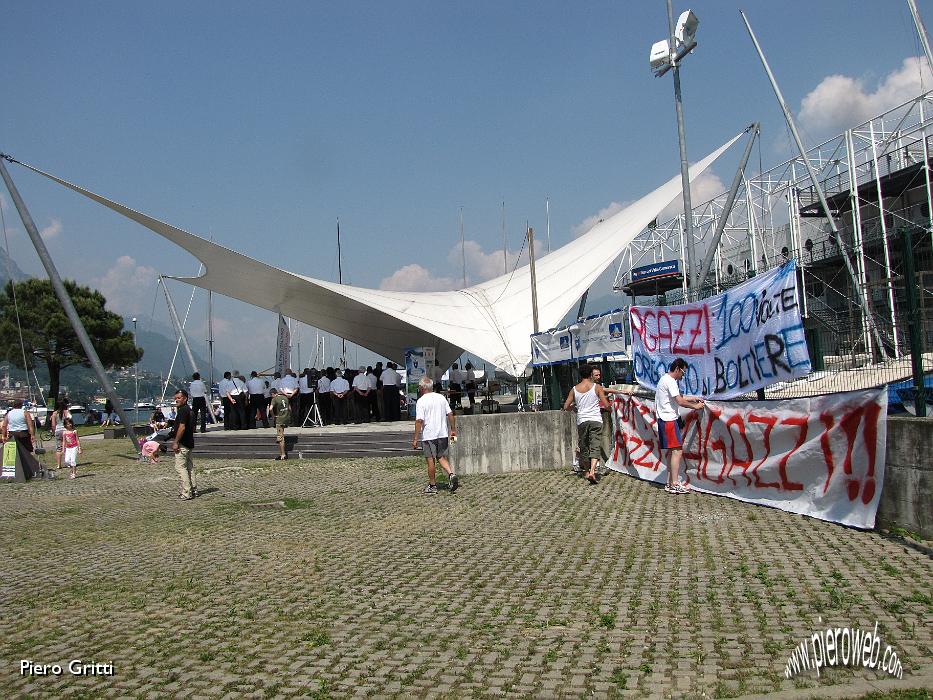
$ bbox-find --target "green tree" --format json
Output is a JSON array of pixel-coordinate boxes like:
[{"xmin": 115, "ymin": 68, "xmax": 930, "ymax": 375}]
[{"xmin": 0, "ymin": 279, "xmax": 142, "ymax": 412}]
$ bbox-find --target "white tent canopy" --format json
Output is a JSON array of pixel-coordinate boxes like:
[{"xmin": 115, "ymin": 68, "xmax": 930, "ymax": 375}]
[{"xmin": 14, "ymin": 132, "xmax": 741, "ymax": 375}]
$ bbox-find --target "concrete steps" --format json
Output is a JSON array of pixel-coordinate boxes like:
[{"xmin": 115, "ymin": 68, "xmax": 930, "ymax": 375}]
[{"xmin": 192, "ymin": 430, "xmax": 419, "ymax": 460}]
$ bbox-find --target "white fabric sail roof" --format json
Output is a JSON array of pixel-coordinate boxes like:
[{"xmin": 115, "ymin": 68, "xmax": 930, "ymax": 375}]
[{"xmin": 17, "ymin": 132, "xmax": 741, "ymax": 375}]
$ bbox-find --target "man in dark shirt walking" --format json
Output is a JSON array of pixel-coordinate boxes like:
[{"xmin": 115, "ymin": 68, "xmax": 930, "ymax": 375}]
[{"xmin": 170, "ymin": 389, "xmax": 198, "ymax": 500}]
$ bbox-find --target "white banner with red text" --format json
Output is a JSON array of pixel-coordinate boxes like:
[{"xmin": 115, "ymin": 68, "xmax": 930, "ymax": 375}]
[
  {"xmin": 608, "ymin": 388, "xmax": 887, "ymax": 529},
  {"xmin": 630, "ymin": 261, "xmax": 811, "ymax": 399}
]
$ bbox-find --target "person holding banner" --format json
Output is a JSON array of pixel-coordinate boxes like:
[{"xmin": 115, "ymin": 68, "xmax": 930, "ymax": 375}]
[
  {"xmin": 656, "ymin": 358, "xmax": 704, "ymax": 495},
  {"xmin": 562, "ymin": 364, "xmax": 610, "ymax": 484}
]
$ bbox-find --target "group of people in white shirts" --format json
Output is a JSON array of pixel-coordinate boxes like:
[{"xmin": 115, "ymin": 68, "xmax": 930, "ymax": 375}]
[{"xmin": 197, "ymin": 362, "xmax": 407, "ymax": 431}]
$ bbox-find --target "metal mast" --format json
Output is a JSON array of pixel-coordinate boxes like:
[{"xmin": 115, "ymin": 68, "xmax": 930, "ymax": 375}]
[
  {"xmin": 908, "ymin": 0, "xmax": 933, "ymax": 68},
  {"xmin": 740, "ymin": 11, "xmax": 887, "ymax": 357},
  {"xmin": 460, "ymin": 206, "xmax": 467, "ymax": 286},
  {"xmin": 0, "ymin": 156, "xmax": 139, "ymax": 453},
  {"xmin": 336, "ymin": 217, "xmax": 346, "ymax": 368}
]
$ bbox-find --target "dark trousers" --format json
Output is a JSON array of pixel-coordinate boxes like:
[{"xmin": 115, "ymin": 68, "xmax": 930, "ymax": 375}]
[
  {"xmin": 317, "ymin": 393, "xmax": 331, "ymax": 425},
  {"xmin": 382, "ymin": 385, "xmax": 401, "ymax": 421},
  {"xmin": 368, "ymin": 391, "xmax": 379, "ymax": 419},
  {"xmin": 221, "ymin": 397, "xmax": 234, "ymax": 430},
  {"xmin": 353, "ymin": 392, "xmax": 370, "ymax": 423},
  {"xmin": 231, "ymin": 394, "xmax": 247, "ymax": 430},
  {"xmin": 249, "ymin": 394, "xmax": 269, "ymax": 429},
  {"xmin": 331, "ymin": 395, "xmax": 348, "ymax": 424},
  {"xmin": 192, "ymin": 396, "xmax": 208, "ymax": 433}
]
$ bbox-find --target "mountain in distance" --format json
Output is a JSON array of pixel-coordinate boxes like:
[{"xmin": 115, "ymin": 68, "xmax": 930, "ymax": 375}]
[
  {"xmin": 125, "ymin": 316, "xmax": 237, "ymax": 379},
  {"xmin": 0, "ymin": 248, "xmax": 30, "ymax": 288}
]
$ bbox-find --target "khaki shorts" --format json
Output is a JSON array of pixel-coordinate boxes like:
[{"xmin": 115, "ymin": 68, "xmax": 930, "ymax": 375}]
[{"xmin": 577, "ymin": 421, "xmax": 603, "ymax": 462}]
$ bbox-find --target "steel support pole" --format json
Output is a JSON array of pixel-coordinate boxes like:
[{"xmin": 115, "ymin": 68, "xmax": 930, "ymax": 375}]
[
  {"xmin": 869, "ymin": 120, "xmax": 901, "ymax": 356},
  {"xmin": 161, "ymin": 277, "xmax": 217, "ymax": 421},
  {"xmin": 746, "ymin": 180, "xmax": 760, "ymax": 274},
  {"xmin": 695, "ymin": 123, "xmax": 758, "ymax": 289},
  {"xmin": 900, "ymin": 226, "xmax": 927, "ymax": 417},
  {"xmin": 0, "ymin": 157, "xmax": 139, "ymax": 453},
  {"xmin": 845, "ymin": 129, "xmax": 876, "ymax": 359},
  {"xmin": 908, "ymin": 0, "xmax": 933, "ymax": 75},
  {"xmin": 740, "ymin": 10, "xmax": 887, "ymax": 357},
  {"xmin": 919, "ymin": 99, "xmax": 933, "ymax": 255},
  {"xmin": 668, "ymin": 0, "xmax": 697, "ymax": 296}
]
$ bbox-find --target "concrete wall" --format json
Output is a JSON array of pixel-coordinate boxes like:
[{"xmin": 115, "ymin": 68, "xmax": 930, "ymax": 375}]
[
  {"xmin": 878, "ymin": 416, "xmax": 933, "ymax": 539},
  {"xmin": 449, "ymin": 410, "xmax": 574, "ymax": 475},
  {"xmin": 448, "ymin": 411, "xmax": 930, "ymax": 538}
]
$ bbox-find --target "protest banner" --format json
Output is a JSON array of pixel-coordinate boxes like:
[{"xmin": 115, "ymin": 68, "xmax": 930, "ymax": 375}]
[
  {"xmin": 607, "ymin": 388, "xmax": 887, "ymax": 529},
  {"xmin": 630, "ymin": 261, "xmax": 811, "ymax": 398}
]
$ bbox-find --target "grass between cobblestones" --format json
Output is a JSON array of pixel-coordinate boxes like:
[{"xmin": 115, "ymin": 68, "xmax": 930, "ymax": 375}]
[{"xmin": 0, "ymin": 438, "xmax": 930, "ymax": 698}]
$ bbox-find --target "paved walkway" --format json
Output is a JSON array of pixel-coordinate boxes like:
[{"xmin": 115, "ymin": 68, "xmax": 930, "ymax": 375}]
[{"xmin": 1, "ymin": 443, "xmax": 930, "ymax": 698}]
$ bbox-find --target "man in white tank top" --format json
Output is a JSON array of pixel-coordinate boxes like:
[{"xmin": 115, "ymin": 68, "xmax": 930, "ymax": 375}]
[{"xmin": 562, "ymin": 363, "xmax": 609, "ymax": 484}]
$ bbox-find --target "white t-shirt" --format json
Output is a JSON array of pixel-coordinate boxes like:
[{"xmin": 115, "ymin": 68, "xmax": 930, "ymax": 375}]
[
  {"xmin": 317, "ymin": 376, "xmax": 331, "ymax": 393},
  {"xmin": 380, "ymin": 368, "xmax": 400, "ymax": 386},
  {"xmin": 366, "ymin": 373, "xmax": 378, "ymax": 390},
  {"xmin": 416, "ymin": 391, "xmax": 452, "ymax": 441},
  {"xmin": 655, "ymin": 373, "xmax": 681, "ymax": 421},
  {"xmin": 246, "ymin": 377, "xmax": 265, "ymax": 395},
  {"xmin": 449, "ymin": 369, "xmax": 463, "ymax": 385},
  {"xmin": 330, "ymin": 377, "xmax": 350, "ymax": 395},
  {"xmin": 352, "ymin": 374, "xmax": 370, "ymax": 392},
  {"xmin": 189, "ymin": 379, "xmax": 207, "ymax": 399},
  {"xmin": 299, "ymin": 375, "xmax": 312, "ymax": 394}
]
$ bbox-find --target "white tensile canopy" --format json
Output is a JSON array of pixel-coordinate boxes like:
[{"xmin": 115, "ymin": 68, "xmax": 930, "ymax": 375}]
[{"xmin": 17, "ymin": 132, "xmax": 741, "ymax": 375}]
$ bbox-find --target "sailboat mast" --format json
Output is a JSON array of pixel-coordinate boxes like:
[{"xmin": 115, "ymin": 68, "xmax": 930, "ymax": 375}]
[
  {"xmin": 460, "ymin": 206, "xmax": 466, "ymax": 286},
  {"xmin": 501, "ymin": 200, "xmax": 507, "ymax": 275},
  {"xmin": 337, "ymin": 218, "xmax": 346, "ymax": 368}
]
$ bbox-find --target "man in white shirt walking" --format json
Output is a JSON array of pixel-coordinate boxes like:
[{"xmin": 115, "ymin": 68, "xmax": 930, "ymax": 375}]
[
  {"xmin": 411, "ymin": 376, "xmax": 459, "ymax": 495},
  {"xmin": 655, "ymin": 358, "xmax": 705, "ymax": 495},
  {"xmin": 189, "ymin": 372, "xmax": 209, "ymax": 434}
]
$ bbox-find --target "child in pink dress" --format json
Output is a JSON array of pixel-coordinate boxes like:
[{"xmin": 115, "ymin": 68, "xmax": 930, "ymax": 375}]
[{"xmin": 61, "ymin": 418, "xmax": 81, "ymax": 479}]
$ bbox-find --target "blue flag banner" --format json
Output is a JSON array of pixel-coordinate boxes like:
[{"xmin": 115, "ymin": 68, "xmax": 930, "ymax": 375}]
[{"xmin": 630, "ymin": 261, "xmax": 811, "ymax": 398}]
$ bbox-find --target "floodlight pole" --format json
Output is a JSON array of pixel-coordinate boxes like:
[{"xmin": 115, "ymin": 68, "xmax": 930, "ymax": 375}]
[
  {"xmin": 667, "ymin": 0, "xmax": 697, "ymax": 298},
  {"xmin": 0, "ymin": 155, "xmax": 139, "ymax": 454},
  {"xmin": 908, "ymin": 0, "xmax": 933, "ymax": 69},
  {"xmin": 740, "ymin": 11, "xmax": 887, "ymax": 358}
]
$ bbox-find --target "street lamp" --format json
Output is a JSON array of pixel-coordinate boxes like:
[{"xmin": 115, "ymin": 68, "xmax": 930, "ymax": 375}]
[
  {"xmin": 650, "ymin": 5, "xmax": 700, "ymax": 296},
  {"xmin": 132, "ymin": 317, "xmax": 138, "ymax": 425}
]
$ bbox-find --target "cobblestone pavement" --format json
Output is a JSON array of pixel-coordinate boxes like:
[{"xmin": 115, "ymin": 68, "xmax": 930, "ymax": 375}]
[{"xmin": 0, "ymin": 442, "xmax": 930, "ymax": 699}]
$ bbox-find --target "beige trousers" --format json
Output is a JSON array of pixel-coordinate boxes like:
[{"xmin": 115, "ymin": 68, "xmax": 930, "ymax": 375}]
[{"xmin": 174, "ymin": 446, "xmax": 197, "ymax": 498}]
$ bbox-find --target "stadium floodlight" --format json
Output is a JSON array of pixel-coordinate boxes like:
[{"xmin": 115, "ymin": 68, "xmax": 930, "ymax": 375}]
[{"xmin": 650, "ymin": 9, "xmax": 699, "ymax": 77}]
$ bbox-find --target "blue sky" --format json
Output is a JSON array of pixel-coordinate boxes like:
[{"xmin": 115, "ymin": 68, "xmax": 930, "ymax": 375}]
[{"xmin": 1, "ymin": 1, "xmax": 931, "ymax": 372}]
